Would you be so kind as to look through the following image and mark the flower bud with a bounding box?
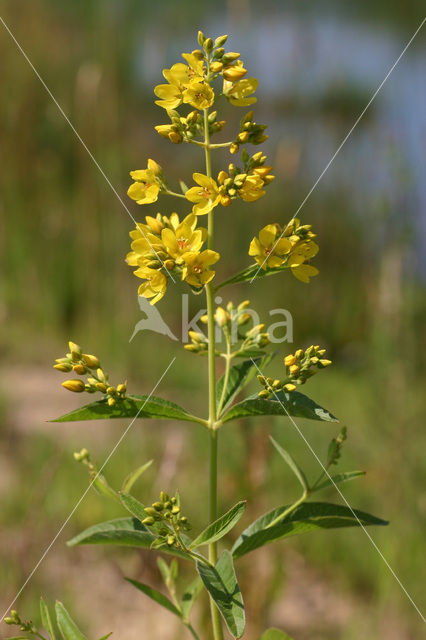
[117,383,127,394]
[160,491,169,502]
[73,364,86,375]
[167,535,175,546]
[237,131,249,143]
[197,30,206,46]
[215,306,230,327]
[144,507,158,517]
[107,397,116,407]
[142,516,155,526]
[284,383,296,392]
[62,379,85,393]
[152,502,164,511]
[97,368,106,382]
[295,349,304,359]
[168,131,182,144]
[217,170,228,184]
[230,143,239,154]
[191,49,205,60]
[189,330,206,343]
[164,259,175,270]
[95,382,108,393]
[200,314,208,324]
[223,66,247,81]
[214,34,228,47]
[289,364,300,376]
[203,37,213,53]
[171,505,180,515]
[272,379,282,389]
[68,341,82,360]
[82,354,100,368]
[284,354,296,367]
[54,363,72,372]
[258,389,270,398]
[319,359,332,367]
[210,61,223,73]
[222,52,241,63]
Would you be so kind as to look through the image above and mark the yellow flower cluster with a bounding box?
[258,345,332,398]
[249,218,319,282]
[54,342,127,406]
[126,212,219,304]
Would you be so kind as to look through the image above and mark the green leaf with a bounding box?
[122,459,153,493]
[222,391,338,424]
[91,474,120,503]
[40,597,56,640]
[5,636,28,639]
[181,577,203,621]
[97,635,112,640]
[259,629,294,640]
[126,578,182,618]
[216,264,288,290]
[190,501,246,549]
[51,395,199,424]
[312,470,366,493]
[232,502,388,558]
[55,602,87,640]
[270,437,309,492]
[196,551,245,638]
[67,517,188,559]
[216,354,274,415]
[119,492,147,522]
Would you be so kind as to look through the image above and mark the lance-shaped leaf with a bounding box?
[215,264,287,290]
[232,502,388,558]
[122,459,153,493]
[120,492,147,522]
[97,635,112,640]
[51,395,201,424]
[260,629,295,640]
[126,578,182,618]
[270,437,309,492]
[67,517,187,558]
[55,602,87,640]
[216,354,274,415]
[197,551,245,638]
[312,470,366,493]
[222,391,338,424]
[181,577,203,621]
[40,598,56,640]
[189,501,246,549]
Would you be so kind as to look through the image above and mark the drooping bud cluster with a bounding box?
[4,609,35,634]
[249,217,319,283]
[142,491,191,550]
[257,346,332,398]
[230,111,268,154]
[184,330,209,355]
[54,341,127,406]
[217,151,274,205]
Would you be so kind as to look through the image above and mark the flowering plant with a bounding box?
[4,31,387,640]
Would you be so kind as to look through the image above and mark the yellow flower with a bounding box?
[181,53,205,79]
[290,264,319,283]
[181,250,220,288]
[185,173,221,215]
[161,215,206,263]
[249,224,292,269]
[154,83,184,110]
[223,78,258,106]
[134,266,167,304]
[239,174,266,202]
[127,159,162,205]
[288,240,319,266]
[183,82,215,109]
[222,61,247,82]
[155,123,182,143]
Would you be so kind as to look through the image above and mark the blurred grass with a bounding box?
[1,1,425,639]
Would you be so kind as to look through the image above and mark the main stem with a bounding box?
[203,106,224,640]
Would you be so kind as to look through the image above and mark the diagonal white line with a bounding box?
[0,15,176,283]
[251,16,426,280]
[0,356,176,621]
[250,358,426,624]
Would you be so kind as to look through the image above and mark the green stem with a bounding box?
[217,334,233,417]
[203,104,224,640]
[186,623,202,640]
[266,489,310,529]
[164,189,186,199]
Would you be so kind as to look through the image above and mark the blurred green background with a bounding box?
[0,1,425,639]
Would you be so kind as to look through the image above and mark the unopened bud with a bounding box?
[68,341,82,360]
[203,37,213,52]
[222,52,241,63]
[200,314,208,324]
[82,354,100,368]
[217,170,228,184]
[164,259,175,270]
[167,535,175,546]
[107,397,116,407]
[117,383,127,394]
[54,363,72,372]
[95,382,108,393]
[144,507,158,517]
[168,131,182,144]
[319,359,332,367]
[197,31,206,46]
[230,143,239,155]
[142,516,155,526]
[272,379,282,389]
[289,364,300,376]
[73,364,86,375]
[258,389,270,399]
[152,502,163,511]
[210,61,223,73]
[284,383,296,392]
[284,354,296,367]
[191,49,204,60]
[215,306,230,327]
[214,34,228,47]
[171,505,180,515]
[145,216,163,235]
[160,491,169,502]
[62,379,85,393]
[107,386,117,396]
[295,349,304,359]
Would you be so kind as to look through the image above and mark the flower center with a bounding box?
[199,188,212,199]
[193,264,203,274]
[177,238,188,249]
